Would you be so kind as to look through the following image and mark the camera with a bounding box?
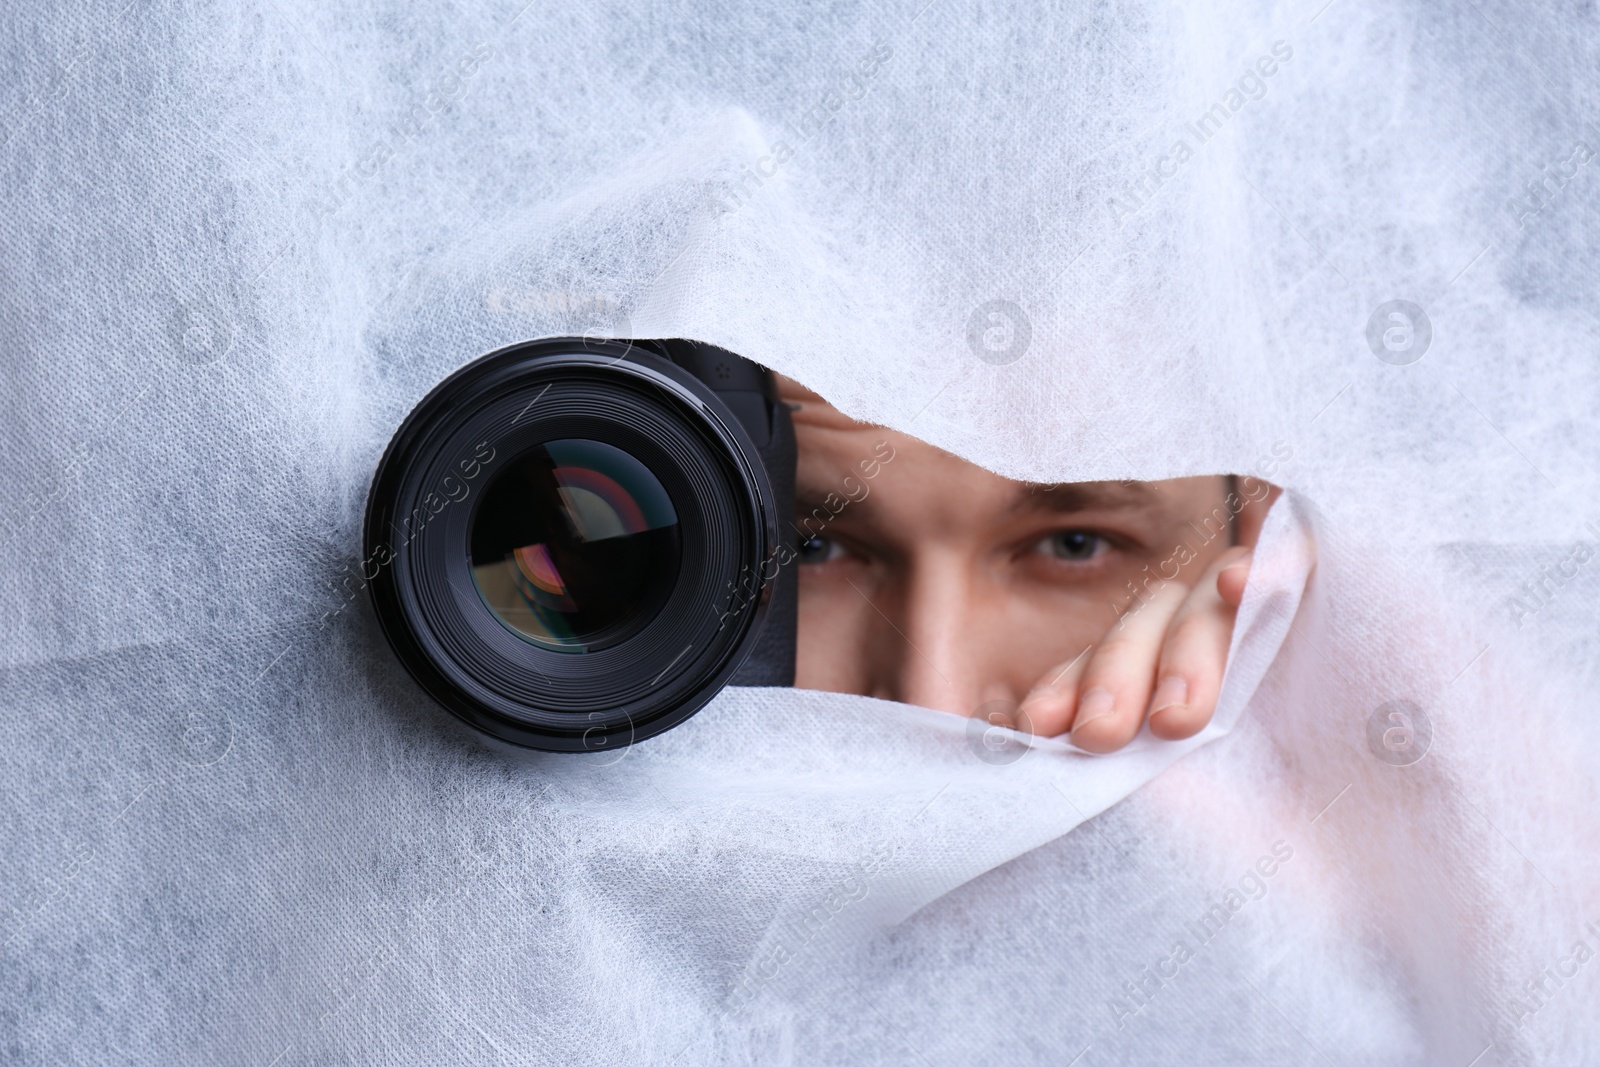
[364,336,796,752]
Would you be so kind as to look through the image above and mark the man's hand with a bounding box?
[1017,546,1254,752]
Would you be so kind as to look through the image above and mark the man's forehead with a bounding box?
[779,374,871,431]
[777,373,826,404]
[782,374,1221,517]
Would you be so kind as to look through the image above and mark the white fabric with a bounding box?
[3,0,1599,1063]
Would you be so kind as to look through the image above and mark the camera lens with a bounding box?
[468,439,681,653]
[363,337,781,752]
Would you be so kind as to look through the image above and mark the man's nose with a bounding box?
[881,553,991,717]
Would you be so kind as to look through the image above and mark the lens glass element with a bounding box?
[469,439,680,652]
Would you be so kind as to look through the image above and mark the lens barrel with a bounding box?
[364,337,785,752]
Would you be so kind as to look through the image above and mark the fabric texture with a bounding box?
[3,0,1598,1063]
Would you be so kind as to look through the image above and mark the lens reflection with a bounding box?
[469,439,680,652]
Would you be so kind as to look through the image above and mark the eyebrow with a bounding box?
[789,477,1166,532]
[1009,479,1161,516]
[791,478,1163,513]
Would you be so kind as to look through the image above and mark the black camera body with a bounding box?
[364,337,796,752]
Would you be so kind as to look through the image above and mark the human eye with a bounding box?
[1032,529,1107,562]
[796,533,849,564]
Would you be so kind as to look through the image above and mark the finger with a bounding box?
[1216,550,1252,608]
[1069,577,1190,752]
[1147,547,1251,741]
[1016,642,1094,737]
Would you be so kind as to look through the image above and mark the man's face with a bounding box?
[784,378,1271,746]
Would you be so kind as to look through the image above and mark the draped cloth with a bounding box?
[3,0,1598,1062]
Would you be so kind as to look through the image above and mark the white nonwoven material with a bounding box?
[3,0,1599,1064]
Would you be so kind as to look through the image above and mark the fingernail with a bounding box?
[1150,676,1188,716]
[1073,687,1115,730]
[1020,688,1068,728]
[1019,686,1057,711]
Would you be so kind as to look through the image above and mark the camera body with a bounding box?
[634,338,797,690]
[364,337,796,752]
